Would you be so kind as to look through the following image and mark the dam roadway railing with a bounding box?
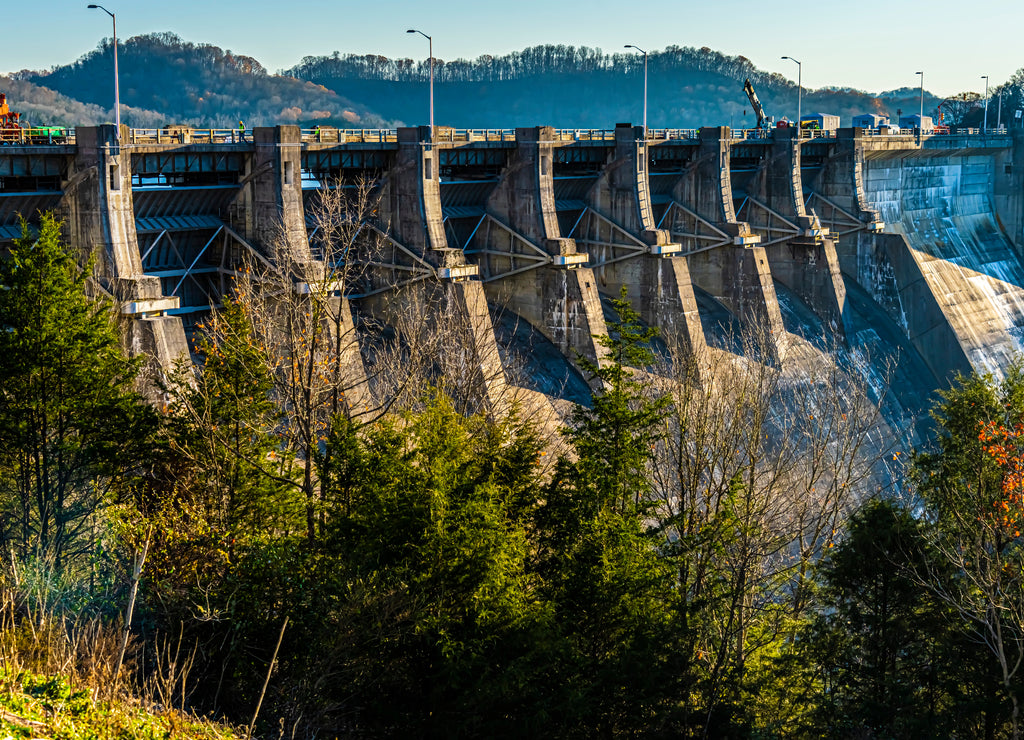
[2,126,1013,148]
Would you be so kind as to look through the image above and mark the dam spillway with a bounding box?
[1,123,1022,427]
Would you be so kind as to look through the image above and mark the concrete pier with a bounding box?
[740,127,849,339]
[375,127,510,413]
[60,125,188,392]
[579,123,707,357]
[667,126,786,359]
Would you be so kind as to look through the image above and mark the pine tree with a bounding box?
[162,296,298,541]
[532,288,684,736]
[0,213,155,568]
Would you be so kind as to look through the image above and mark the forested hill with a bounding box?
[12,32,389,129]
[10,34,1016,129]
[286,44,940,129]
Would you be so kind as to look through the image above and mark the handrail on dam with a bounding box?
[646,129,700,140]
[129,128,241,144]
[1,125,1014,150]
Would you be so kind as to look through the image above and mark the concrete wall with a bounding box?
[746,127,849,338]
[670,127,786,359]
[860,145,1024,380]
[373,127,511,413]
[9,124,1024,412]
[584,124,707,357]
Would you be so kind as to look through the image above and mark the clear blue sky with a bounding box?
[2,0,1020,98]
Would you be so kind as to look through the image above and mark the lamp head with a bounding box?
[406,29,415,33]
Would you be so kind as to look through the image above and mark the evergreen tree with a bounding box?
[0,214,155,569]
[913,365,1024,738]
[249,394,550,738]
[533,288,684,737]
[807,499,981,738]
[160,296,298,541]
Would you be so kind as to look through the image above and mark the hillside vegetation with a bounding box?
[12,34,1024,130]
[6,208,1024,736]
[12,33,388,129]
[287,44,939,128]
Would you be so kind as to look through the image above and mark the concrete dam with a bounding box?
[1,123,1022,428]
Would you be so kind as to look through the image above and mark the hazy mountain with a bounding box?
[5,34,1019,130]
[11,33,390,129]
[285,45,944,129]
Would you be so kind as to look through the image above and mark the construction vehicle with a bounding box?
[0,93,21,143]
[1,93,68,144]
[743,78,772,129]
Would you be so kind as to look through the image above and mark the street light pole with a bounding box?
[406,29,433,137]
[624,45,648,136]
[916,71,924,129]
[982,75,990,131]
[781,56,801,133]
[87,4,119,141]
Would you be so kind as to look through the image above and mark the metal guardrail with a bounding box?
[1,126,1011,149]
[553,129,616,141]
[0,127,75,145]
[301,128,397,143]
[435,129,516,142]
[130,128,243,144]
[646,129,700,140]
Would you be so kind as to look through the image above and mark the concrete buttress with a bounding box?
[242,126,371,414]
[61,124,188,392]
[582,123,707,358]
[669,126,787,359]
[475,126,608,371]
[747,127,849,339]
[375,127,510,414]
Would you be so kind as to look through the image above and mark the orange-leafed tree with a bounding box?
[915,364,1024,740]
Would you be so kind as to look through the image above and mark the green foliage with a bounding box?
[564,285,670,514]
[0,214,156,569]
[530,290,685,737]
[161,296,298,540]
[805,498,984,738]
[910,364,1024,738]
[0,668,240,740]
[301,394,549,737]
[914,366,1018,524]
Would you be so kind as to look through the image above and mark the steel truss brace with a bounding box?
[568,207,649,267]
[657,201,733,256]
[735,196,800,247]
[804,191,873,238]
[342,224,437,299]
[171,226,223,296]
[463,213,552,282]
[140,229,169,263]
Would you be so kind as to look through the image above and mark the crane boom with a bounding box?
[743,78,766,129]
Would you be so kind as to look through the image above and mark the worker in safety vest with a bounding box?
[238,120,246,142]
